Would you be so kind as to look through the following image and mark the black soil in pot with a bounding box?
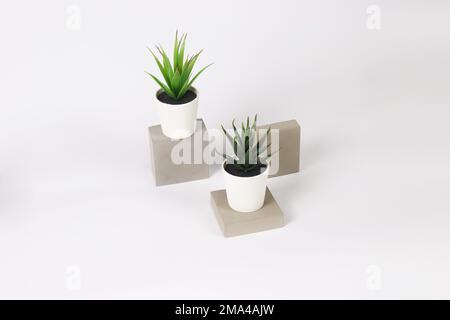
[157,90,197,105]
[224,163,268,178]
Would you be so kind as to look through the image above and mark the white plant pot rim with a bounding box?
[222,160,270,179]
[155,86,198,106]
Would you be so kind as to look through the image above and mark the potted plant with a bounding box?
[146,31,212,139]
[221,115,273,212]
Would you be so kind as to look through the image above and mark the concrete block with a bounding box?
[211,188,285,237]
[259,119,300,178]
[149,119,209,186]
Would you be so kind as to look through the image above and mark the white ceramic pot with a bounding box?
[222,161,270,213]
[155,87,198,139]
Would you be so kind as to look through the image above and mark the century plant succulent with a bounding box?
[146,31,212,100]
[221,115,272,173]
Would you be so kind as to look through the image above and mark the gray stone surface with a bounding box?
[149,119,209,186]
[211,188,285,237]
[259,119,300,178]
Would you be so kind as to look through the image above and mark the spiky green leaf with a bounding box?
[173,31,179,71]
[187,63,213,89]
[147,47,171,87]
[145,71,176,99]
[178,33,187,71]
[156,45,174,79]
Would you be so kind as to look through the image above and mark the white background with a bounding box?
[1,0,450,299]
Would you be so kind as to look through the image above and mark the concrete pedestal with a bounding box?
[211,188,285,237]
[149,119,209,186]
[259,119,301,178]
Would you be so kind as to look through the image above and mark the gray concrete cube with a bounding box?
[211,188,285,237]
[148,119,209,186]
[258,119,301,178]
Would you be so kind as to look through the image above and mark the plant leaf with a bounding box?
[178,33,187,72]
[145,71,176,99]
[176,81,191,99]
[147,47,171,87]
[252,114,257,129]
[232,119,244,148]
[187,63,213,88]
[258,127,271,147]
[259,148,280,164]
[221,125,235,150]
[257,143,271,157]
[157,45,174,79]
[171,70,182,96]
[253,127,271,156]
[173,31,179,72]
[181,51,201,84]
[222,153,237,165]
[177,52,205,98]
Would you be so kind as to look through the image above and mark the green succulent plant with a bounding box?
[146,31,212,100]
[221,115,273,173]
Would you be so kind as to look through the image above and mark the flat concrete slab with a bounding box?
[211,188,285,237]
[149,119,209,186]
[259,119,300,178]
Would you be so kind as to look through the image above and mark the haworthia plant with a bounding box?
[221,115,273,173]
[146,31,212,100]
